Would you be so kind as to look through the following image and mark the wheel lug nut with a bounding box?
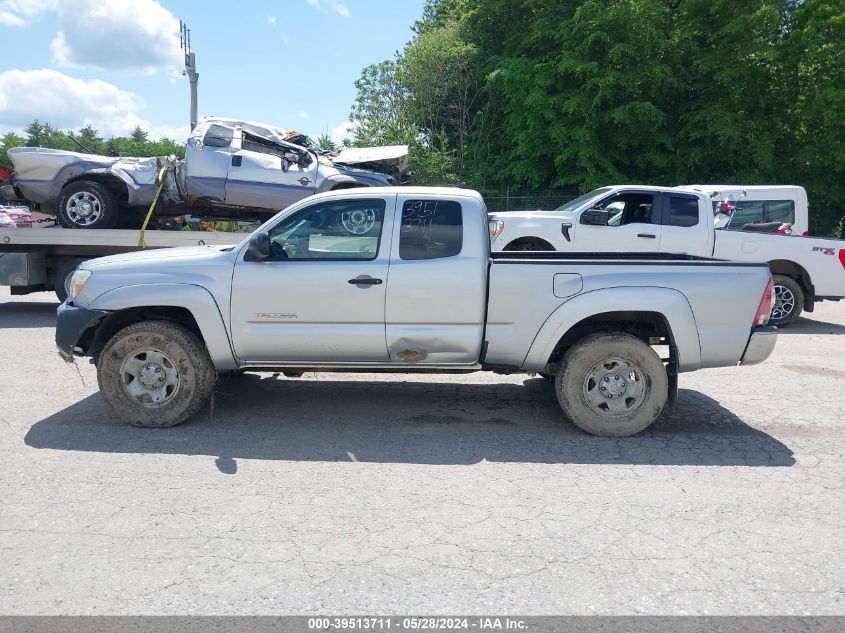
[603,376,609,382]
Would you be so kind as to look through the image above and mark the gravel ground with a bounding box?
[0,287,843,615]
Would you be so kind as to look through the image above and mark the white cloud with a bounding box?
[0,69,180,140]
[148,123,190,142]
[330,120,356,145]
[305,0,350,18]
[281,32,289,44]
[1,0,181,74]
[52,0,182,73]
[298,111,309,120]
[267,15,276,26]
[0,0,58,27]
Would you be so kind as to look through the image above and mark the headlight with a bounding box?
[68,269,92,301]
[489,219,504,240]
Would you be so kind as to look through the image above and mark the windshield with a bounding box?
[554,187,613,212]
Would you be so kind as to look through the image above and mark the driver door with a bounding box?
[230,195,396,363]
[575,191,663,252]
[225,130,319,209]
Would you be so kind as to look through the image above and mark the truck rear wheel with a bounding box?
[555,332,668,437]
[770,274,803,326]
[56,180,119,229]
[97,320,216,427]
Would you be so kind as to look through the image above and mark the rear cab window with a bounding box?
[664,195,700,227]
[399,199,463,260]
[723,200,796,230]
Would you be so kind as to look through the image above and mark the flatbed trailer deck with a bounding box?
[0,227,241,301]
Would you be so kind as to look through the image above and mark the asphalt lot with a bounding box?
[0,287,843,615]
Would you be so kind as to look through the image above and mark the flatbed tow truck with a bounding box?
[0,226,240,302]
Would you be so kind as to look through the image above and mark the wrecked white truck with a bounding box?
[2,117,410,229]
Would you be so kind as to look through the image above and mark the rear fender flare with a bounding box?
[88,283,238,369]
[522,286,702,372]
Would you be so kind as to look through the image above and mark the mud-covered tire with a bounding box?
[770,274,804,327]
[96,320,215,427]
[555,332,668,437]
[56,180,119,229]
[53,258,84,303]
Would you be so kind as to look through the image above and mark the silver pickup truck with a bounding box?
[55,187,777,437]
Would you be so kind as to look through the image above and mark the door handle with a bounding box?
[637,233,656,239]
[348,276,383,286]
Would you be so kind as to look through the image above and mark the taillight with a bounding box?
[839,249,845,269]
[754,277,775,326]
[801,231,809,237]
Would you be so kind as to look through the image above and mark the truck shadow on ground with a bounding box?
[25,374,795,469]
[778,316,845,335]
[0,300,59,328]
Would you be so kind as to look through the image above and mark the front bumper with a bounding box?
[56,302,108,359]
[740,326,778,366]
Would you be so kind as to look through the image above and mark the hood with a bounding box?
[331,164,393,186]
[83,245,236,271]
[332,145,409,172]
[489,209,578,222]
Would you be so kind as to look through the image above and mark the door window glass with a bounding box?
[267,199,385,260]
[399,199,463,260]
[203,124,233,148]
[592,193,657,226]
[665,196,699,227]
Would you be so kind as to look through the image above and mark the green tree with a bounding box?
[350,58,415,147]
[130,126,149,143]
[316,134,339,152]
[0,131,25,170]
[402,19,480,175]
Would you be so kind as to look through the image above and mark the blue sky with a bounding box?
[0,0,423,142]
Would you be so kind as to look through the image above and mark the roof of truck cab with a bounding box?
[306,186,484,201]
[686,184,806,193]
[604,185,707,194]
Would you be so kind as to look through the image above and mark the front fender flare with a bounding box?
[88,283,238,369]
[522,286,702,373]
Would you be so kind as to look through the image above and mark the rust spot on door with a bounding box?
[397,348,426,361]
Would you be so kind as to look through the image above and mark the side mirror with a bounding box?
[245,231,270,261]
[580,209,610,226]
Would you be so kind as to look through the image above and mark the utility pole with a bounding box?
[180,21,199,131]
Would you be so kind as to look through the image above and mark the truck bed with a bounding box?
[490,251,755,263]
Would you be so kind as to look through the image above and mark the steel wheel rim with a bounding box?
[772,284,795,321]
[66,191,103,226]
[119,348,180,407]
[581,356,649,419]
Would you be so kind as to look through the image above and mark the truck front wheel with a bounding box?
[770,274,804,326]
[97,320,216,427]
[555,332,668,437]
[56,180,119,229]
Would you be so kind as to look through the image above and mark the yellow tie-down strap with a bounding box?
[137,164,169,248]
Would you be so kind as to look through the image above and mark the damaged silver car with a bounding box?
[4,117,410,229]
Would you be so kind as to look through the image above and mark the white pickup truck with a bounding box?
[55,187,777,437]
[489,185,845,325]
